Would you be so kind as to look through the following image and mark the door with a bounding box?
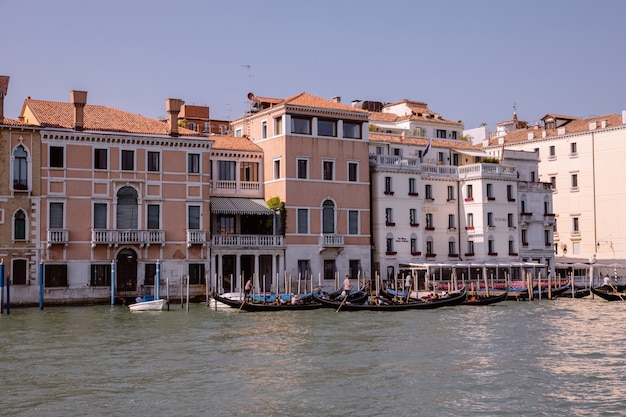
[116,249,137,291]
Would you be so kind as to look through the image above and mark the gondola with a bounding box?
[314,287,370,304]
[590,286,626,302]
[462,290,508,306]
[312,287,467,311]
[211,293,322,311]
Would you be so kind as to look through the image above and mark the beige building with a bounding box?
[232,93,371,289]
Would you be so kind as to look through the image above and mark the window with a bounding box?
[298,260,311,281]
[116,187,138,229]
[147,204,160,229]
[426,240,433,255]
[188,205,200,230]
[385,208,394,225]
[486,183,494,199]
[544,201,550,214]
[14,210,26,240]
[189,263,205,285]
[508,213,515,228]
[448,214,455,229]
[297,158,308,179]
[262,121,267,139]
[509,238,516,254]
[521,229,528,245]
[438,152,444,163]
[544,230,551,246]
[91,264,111,286]
[240,161,258,182]
[572,217,579,233]
[386,237,394,254]
[318,119,336,136]
[218,161,236,180]
[487,212,494,227]
[145,263,156,285]
[322,200,335,234]
[410,237,418,254]
[488,238,495,254]
[94,203,107,229]
[45,264,68,287]
[50,146,64,168]
[348,210,359,235]
[121,150,134,171]
[188,153,200,174]
[571,173,578,189]
[324,259,336,280]
[94,148,107,169]
[549,145,556,159]
[297,209,308,234]
[273,159,281,179]
[447,186,455,201]
[13,145,28,190]
[507,184,515,201]
[291,116,311,134]
[50,202,64,229]
[234,128,242,137]
[448,241,456,256]
[466,184,473,200]
[425,184,433,200]
[12,259,27,285]
[323,160,334,181]
[216,215,234,234]
[570,142,577,155]
[343,121,361,139]
[409,178,417,195]
[467,213,474,228]
[425,213,434,229]
[188,122,196,131]
[147,151,160,172]
[274,116,282,135]
[409,209,417,225]
[550,176,557,190]
[384,177,393,194]
[348,162,358,182]
[466,240,475,255]
[436,129,446,138]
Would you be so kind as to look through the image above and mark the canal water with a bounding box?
[1,298,624,417]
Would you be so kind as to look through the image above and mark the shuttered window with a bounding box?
[188,205,200,230]
[94,203,107,229]
[147,205,160,229]
[116,187,138,229]
[50,203,64,229]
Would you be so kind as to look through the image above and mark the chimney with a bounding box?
[0,75,9,122]
[70,90,87,131]
[165,98,184,137]
[332,96,341,103]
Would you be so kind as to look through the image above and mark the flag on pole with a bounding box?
[423,137,432,158]
[400,130,405,142]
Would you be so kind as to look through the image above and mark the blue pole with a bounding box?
[111,260,116,305]
[6,275,10,315]
[39,261,44,310]
[156,260,160,300]
[0,262,4,314]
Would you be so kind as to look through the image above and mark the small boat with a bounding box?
[212,293,322,312]
[314,287,369,304]
[208,292,244,309]
[312,287,467,311]
[462,291,508,306]
[129,296,168,311]
[590,286,626,301]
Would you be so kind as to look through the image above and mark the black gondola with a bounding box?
[312,287,467,311]
[462,290,508,306]
[590,286,626,302]
[212,293,322,311]
[315,287,370,304]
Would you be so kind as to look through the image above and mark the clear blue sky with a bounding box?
[3,0,625,130]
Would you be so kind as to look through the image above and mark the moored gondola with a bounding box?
[590,286,626,301]
[212,293,322,311]
[462,290,508,306]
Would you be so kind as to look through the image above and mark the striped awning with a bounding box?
[210,197,274,215]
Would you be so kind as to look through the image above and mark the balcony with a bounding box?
[47,229,69,248]
[91,229,165,248]
[520,213,533,223]
[319,234,344,248]
[210,180,262,197]
[212,234,283,247]
[187,230,207,247]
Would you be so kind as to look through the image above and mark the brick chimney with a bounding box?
[70,90,87,131]
[166,98,184,137]
[0,75,9,122]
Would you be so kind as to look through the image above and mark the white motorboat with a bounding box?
[208,292,244,309]
[129,298,168,312]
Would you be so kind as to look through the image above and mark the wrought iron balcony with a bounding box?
[91,229,165,248]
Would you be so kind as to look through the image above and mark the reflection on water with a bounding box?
[1,299,625,417]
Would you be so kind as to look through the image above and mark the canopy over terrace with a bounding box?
[398,261,546,291]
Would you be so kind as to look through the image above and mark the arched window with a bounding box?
[14,209,26,240]
[117,186,138,229]
[322,199,335,234]
[13,145,28,190]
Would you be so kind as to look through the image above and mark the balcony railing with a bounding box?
[187,230,207,247]
[91,229,165,247]
[319,234,344,248]
[47,229,69,247]
[212,234,283,247]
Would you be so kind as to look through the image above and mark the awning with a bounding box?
[210,197,275,215]
[455,149,488,157]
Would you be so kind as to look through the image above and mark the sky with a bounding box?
[3,0,626,130]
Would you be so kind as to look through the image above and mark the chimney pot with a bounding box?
[166,98,185,137]
[0,75,9,121]
[70,90,88,131]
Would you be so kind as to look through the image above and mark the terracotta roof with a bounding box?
[488,113,624,146]
[22,99,201,136]
[1,117,27,126]
[211,135,263,152]
[275,92,369,114]
[369,132,482,151]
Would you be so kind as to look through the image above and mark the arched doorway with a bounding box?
[116,248,137,292]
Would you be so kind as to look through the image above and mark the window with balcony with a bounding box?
[384,176,393,195]
[147,151,160,172]
[13,145,28,190]
[448,240,457,257]
[297,158,309,179]
[94,203,107,229]
[343,121,361,139]
[50,202,64,230]
[121,150,134,171]
[216,215,234,234]
[147,204,160,230]
[291,116,311,134]
[297,209,309,234]
[50,146,64,168]
[436,129,446,138]
[188,205,200,230]
[322,200,335,234]
[550,176,557,191]
[410,236,420,255]
[348,162,358,182]
[425,184,433,200]
[188,153,200,174]
[544,230,551,246]
[117,187,138,229]
[94,148,107,170]
[318,119,336,137]
[385,208,394,226]
[426,240,434,257]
